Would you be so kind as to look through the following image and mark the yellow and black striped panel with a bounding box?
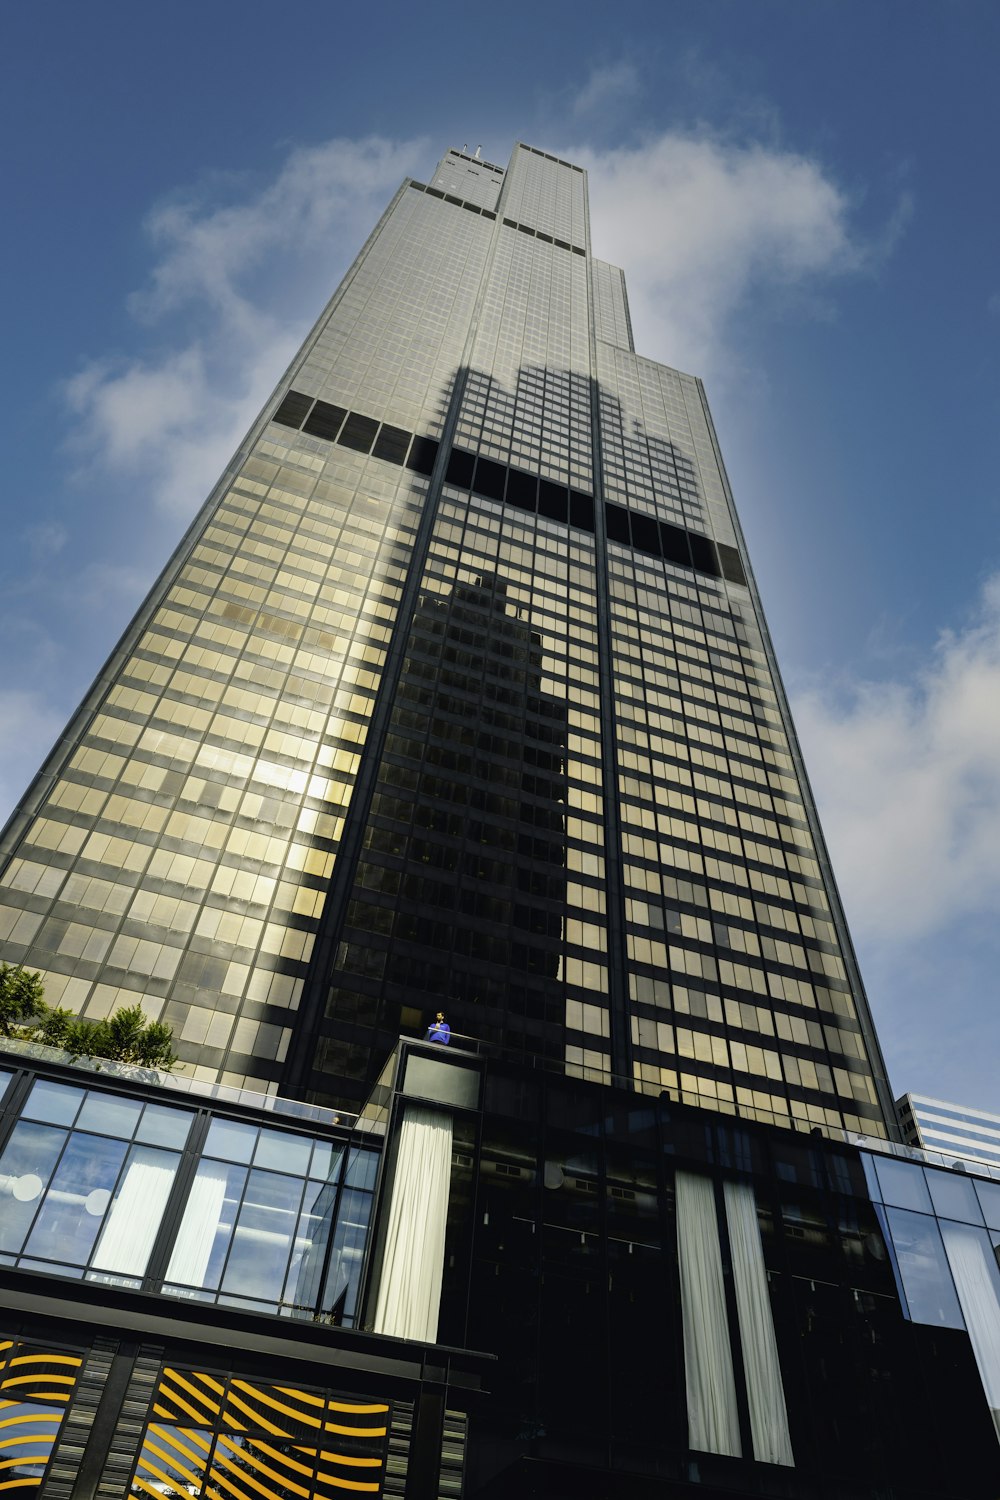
[153,1367,226,1428]
[134,1368,389,1499]
[0,1337,83,1495]
[132,1425,213,1499]
[223,1381,388,1447]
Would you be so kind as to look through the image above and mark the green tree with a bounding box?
[64,1004,178,1071]
[34,1005,75,1049]
[0,967,177,1072]
[0,963,45,1037]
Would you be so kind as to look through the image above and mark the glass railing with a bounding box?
[0,1035,354,1130]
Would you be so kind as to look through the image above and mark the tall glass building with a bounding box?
[0,142,892,1137]
[4,141,1000,1500]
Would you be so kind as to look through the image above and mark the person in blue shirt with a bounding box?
[425,1012,451,1045]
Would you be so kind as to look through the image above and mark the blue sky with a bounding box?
[2,0,999,1112]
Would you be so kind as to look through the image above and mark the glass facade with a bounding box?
[0,1067,377,1325]
[375,1042,1000,1494]
[0,1336,82,1497]
[1,1048,1000,1497]
[130,1366,389,1500]
[0,140,892,1133]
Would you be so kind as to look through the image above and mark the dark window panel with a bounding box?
[718,542,747,587]
[407,436,440,476]
[688,532,720,577]
[569,490,595,532]
[473,457,506,502]
[506,470,537,512]
[659,521,691,569]
[303,401,348,442]
[338,412,380,453]
[629,512,660,557]
[605,504,630,545]
[272,390,313,429]
[537,480,568,523]
[446,448,476,489]
[372,424,413,465]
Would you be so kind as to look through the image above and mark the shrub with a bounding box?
[0,963,45,1037]
[0,966,177,1071]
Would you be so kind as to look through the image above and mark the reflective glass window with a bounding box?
[254,1126,312,1176]
[874,1156,933,1214]
[322,1185,374,1323]
[883,1206,965,1328]
[0,1082,188,1282]
[76,1091,143,1138]
[0,1338,83,1495]
[925,1166,984,1225]
[974,1177,1000,1231]
[163,1127,364,1322]
[22,1080,83,1127]
[203,1117,257,1162]
[132,1365,389,1500]
[136,1102,194,1149]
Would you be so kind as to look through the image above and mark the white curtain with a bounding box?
[724,1180,794,1466]
[91,1146,178,1277]
[164,1162,229,1288]
[940,1219,1000,1442]
[373,1106,453,1343]
[675,1170,741,1458]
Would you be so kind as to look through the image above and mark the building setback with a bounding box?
[1,143,1000,1500]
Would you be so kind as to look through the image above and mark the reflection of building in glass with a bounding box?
[334,565,572,1072]
[1,140,998,1497]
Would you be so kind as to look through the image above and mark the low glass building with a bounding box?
[2,1038,1000,1498]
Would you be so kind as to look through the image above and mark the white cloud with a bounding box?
[63,124,893,513]
[76,561,159,613]
[66,328,300,519]
[792,573,1000,946]
[132,135,425,322]
[23,522,68,561]
[573,62,639,118]
[576,132,881,377]
[66,135,426,519]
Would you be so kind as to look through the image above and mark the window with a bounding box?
[131,1366,389,1500]
[163,1125,376,1324]
[0,1080,192,1285]
[0,1336,83,1496]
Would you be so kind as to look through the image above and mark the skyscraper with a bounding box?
[0,142,893,1139]
[4,140,1000,1500]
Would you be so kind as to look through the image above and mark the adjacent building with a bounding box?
[898,1090,1000,1169]
[1,141,999,1499]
